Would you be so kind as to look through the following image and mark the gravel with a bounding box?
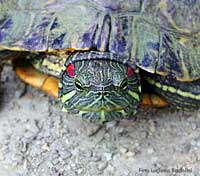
[0,66,200,176]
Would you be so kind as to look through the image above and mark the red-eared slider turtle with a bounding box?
[0,0,199,122]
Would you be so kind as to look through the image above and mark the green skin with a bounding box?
[59,59,141,122]
[27,51,200,122]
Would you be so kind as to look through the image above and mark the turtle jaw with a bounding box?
[64,104,140,123]
[78,102,129,122]
[77,106,139,123]
[60,88,141,122]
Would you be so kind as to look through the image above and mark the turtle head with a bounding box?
[59,54,141,122]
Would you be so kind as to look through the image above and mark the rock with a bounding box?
[190,139,196,146]
[104,152,113,161]
[85,124,102,137]
[105,121,117,129]
[58,149,72,159]
[15,82,27,98]
[76,168,83,175]
[90,155,101,162]
[148,120,156,133]
[125,151,136,158]
[41,143,50,151]
[147,148,154,154]
[106,164,115,173]
[119,146,128,154]
[52,158,59,165]
[196,141,200,147]
[182,143,191,153]
[98,162,108,171]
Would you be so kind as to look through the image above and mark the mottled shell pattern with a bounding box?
[0,0,199,80]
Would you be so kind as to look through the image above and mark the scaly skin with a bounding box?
[14,51,169,122]
[12,50,200,121]
[144,73,200,110]
[15,65,168,107]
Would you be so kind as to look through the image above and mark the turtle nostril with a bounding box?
[104,92,109,96]
[97,92,109,96]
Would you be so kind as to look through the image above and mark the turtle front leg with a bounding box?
[15,66,59,98]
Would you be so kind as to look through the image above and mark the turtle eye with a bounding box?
[75,79,84,91]
[66,63,75,77]
[120,78,128,90]
[127,66,134,77]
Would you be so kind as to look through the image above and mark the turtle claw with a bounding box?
[141,93,168,108]
[15,66,58,98]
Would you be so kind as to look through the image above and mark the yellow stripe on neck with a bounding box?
[145,77,200,100]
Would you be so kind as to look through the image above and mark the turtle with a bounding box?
[0,0,199,122]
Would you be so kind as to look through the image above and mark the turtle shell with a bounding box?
[0,0,199,81]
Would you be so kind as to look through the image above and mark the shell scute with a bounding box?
[0,0,199,80]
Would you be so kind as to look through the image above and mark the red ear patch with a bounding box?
[66,63,75,77]
[127,67,134,77]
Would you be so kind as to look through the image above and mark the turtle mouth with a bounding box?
[75,94,129,113]
[79,106,126,113]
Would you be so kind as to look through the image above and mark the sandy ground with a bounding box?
[0,66,200,176]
